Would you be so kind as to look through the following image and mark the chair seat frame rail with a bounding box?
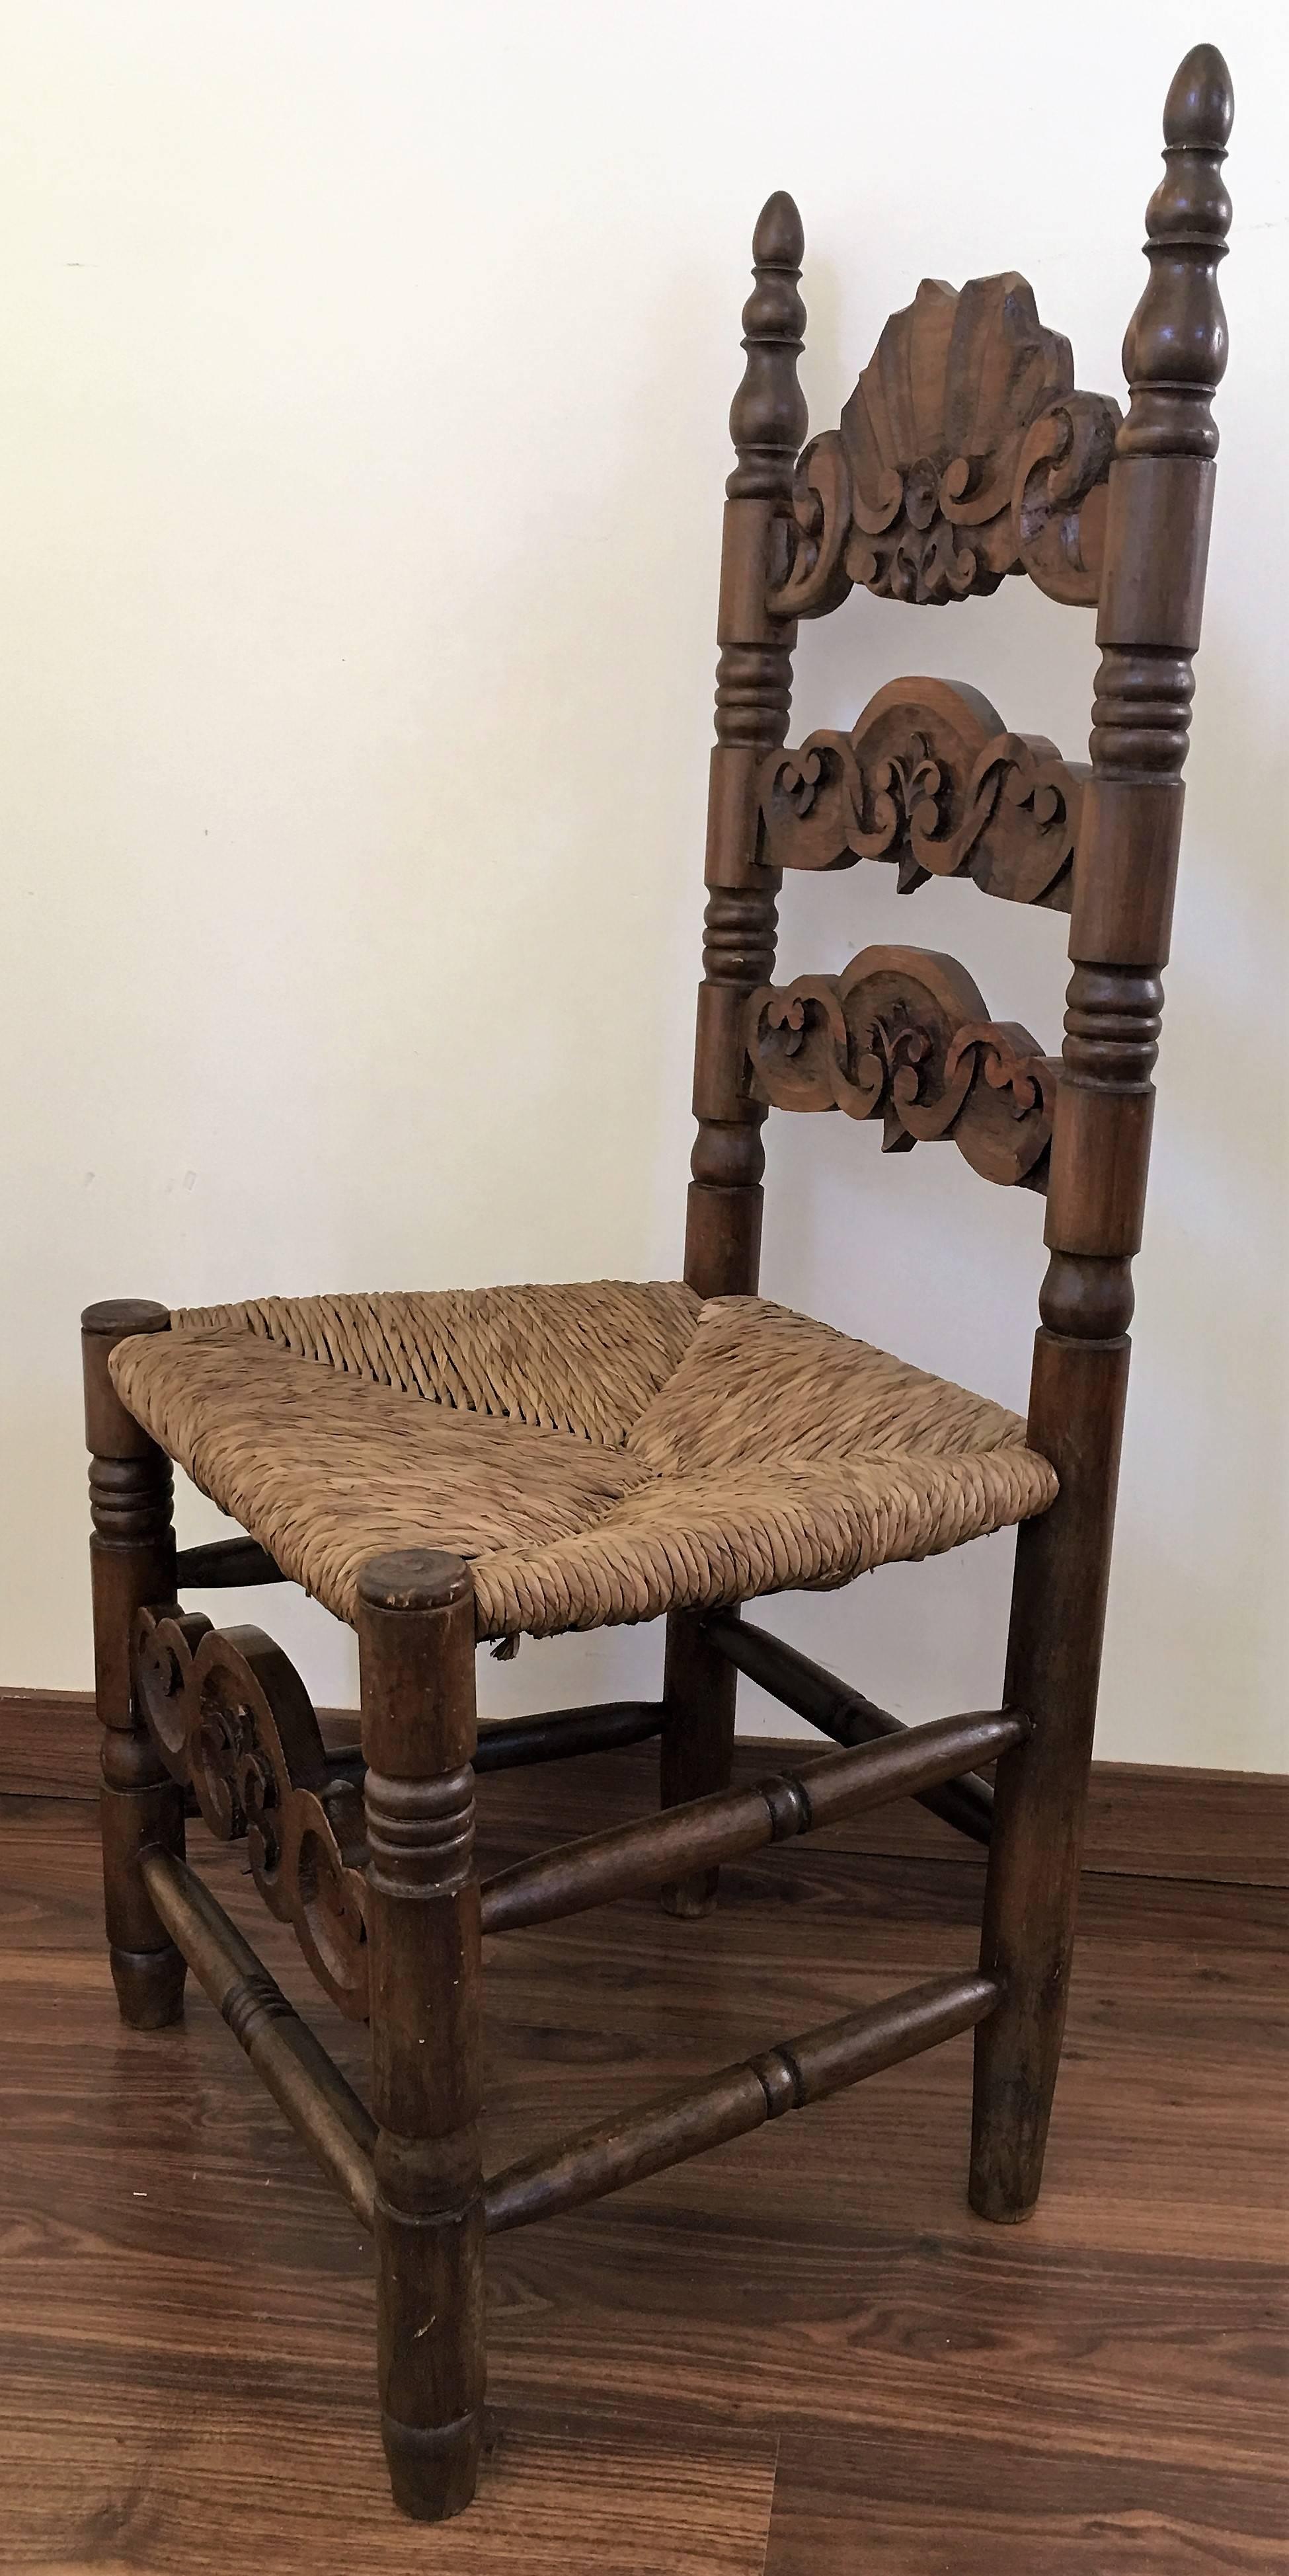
[81,40,1232,2524]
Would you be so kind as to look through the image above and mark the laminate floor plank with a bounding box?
[1,1776,1284,2575]
[0,2357,778,2576]
[761,2425,1286,2575]
[7,1699,1286,1884]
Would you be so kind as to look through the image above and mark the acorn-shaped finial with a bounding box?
[1162,42,1233,153]
[728,192,808,500]
[750,190,805,276]
[1120,43,1234,458]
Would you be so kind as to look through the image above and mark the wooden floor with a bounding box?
[2,1726,1286,2573]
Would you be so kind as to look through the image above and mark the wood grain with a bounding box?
[1,1740,1284,2570]
[761,2424,1286,2575]
[5,1696,1284,1885]
[0,2363,777,2576]
[745,942,1058,1188]
[972,42,1235,2226]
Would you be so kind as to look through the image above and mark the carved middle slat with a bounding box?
[759,676,1085,911]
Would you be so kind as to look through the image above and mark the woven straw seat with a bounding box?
[110,1283,1057,1644]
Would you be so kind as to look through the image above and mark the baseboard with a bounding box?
[2,1686,1284,1889]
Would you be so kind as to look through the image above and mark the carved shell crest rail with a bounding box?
[766,273,1122,613]
[758,677,1085,911]
[745,944,1058,1189]
[132,1605,371,2018]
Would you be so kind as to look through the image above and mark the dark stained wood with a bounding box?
[1,1770,1283,2571]
[759,674,1084,909]
[744,940,1057,1187]
[475,1699,663,1770]
[56,46,1249,2544]
[660,1609,740,1917]
[141,1843,377,2227]
[665,189,801,1891]
[175,1533,286,1586]
[483,1973,1000,2236]
[357,1548,485,2520]
[132,1605,371,2017]
[5,1695,1284,1885]
[684,187,804,1305]
[481,1712,1025,1936]
[324,1698,664,1805]
[761,2425,1288,2576]
[705,1612,996,1844]
[972,44,1235,2226]
[767,270,1120,615]
[81,1299,188,2031]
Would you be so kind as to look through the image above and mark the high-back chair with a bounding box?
[81,44,1232,2520]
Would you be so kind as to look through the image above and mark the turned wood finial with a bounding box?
[1120,42,1233,458]
[727,191,808,500]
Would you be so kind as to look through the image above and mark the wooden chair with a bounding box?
[81,44,1232,2520]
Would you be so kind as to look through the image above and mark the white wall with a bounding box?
[3,1,1285,1769]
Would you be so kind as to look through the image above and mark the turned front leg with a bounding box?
[358,1550,485,2522]
[82,1299,186,2030]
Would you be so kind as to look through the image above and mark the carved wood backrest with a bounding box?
[768,272,1118,619]
[684,42,1232,1334]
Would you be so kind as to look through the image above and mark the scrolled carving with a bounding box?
[133,1607,370,2019]
[771,430,855,619]
[746,944,1057,1188]
[767,274,1120,616]
[759,677,1084,911]
[1012,391,1121,605]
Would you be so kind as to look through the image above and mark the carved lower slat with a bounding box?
[746,942,1057,1188]
[132,1605,370,2018]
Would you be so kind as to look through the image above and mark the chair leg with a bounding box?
[969,1343,1124,2220]
[82,1301,187,2031]
[658,1609,737,1918]
[358,1548,485,2522]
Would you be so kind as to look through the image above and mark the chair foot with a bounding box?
[970,2184,1038,2225]
[970,1713,1089,2224]
[968,2079,1046,2222]
[970,1938,1066,2224]
[110,1942,187,2029]
[382,2409,483,2522]
[968,1944,1060,2223]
